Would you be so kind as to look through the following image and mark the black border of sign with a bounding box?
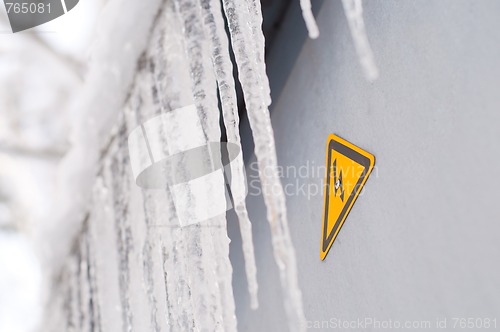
[322,137,374,254]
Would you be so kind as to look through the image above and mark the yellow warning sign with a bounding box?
[320,134,375,260]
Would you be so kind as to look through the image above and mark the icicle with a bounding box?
[143,183,196,332]
[173,0,237,330]
[200,0,259,309]
[208,219,238,331]
[84,229,103,332]
[66,255,80,331]
[88,174,124,332]
[141,197,163,332]
[222,0,306,331]
[245,0,272,106]
[300,0,320,39]
[150,188,195,332]
[77,234,91,331]
[109,148,134,332]
[341,0,379,81]
[148,13,195,331]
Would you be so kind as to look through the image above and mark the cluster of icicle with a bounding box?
[171,0,306,330]
[44,0,380,331]
[46,0,308,330]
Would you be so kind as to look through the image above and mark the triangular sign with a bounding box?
[320,134,375,260]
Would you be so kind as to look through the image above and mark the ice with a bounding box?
[35,0,164,277]
[173,0,236,330]
[245,0,272,106]
[222,0,306,330]
[200,0,259,309]
[300,0,320,39]
[40,0,307,331]
[341,0,379,81]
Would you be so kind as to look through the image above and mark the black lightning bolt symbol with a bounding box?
[333,159,344,202]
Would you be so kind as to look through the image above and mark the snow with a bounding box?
[35,0,164,276]
[0,232,42,332]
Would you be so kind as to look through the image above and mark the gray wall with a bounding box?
[230,1,500,331]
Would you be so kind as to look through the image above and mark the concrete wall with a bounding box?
[230,1,500,330]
